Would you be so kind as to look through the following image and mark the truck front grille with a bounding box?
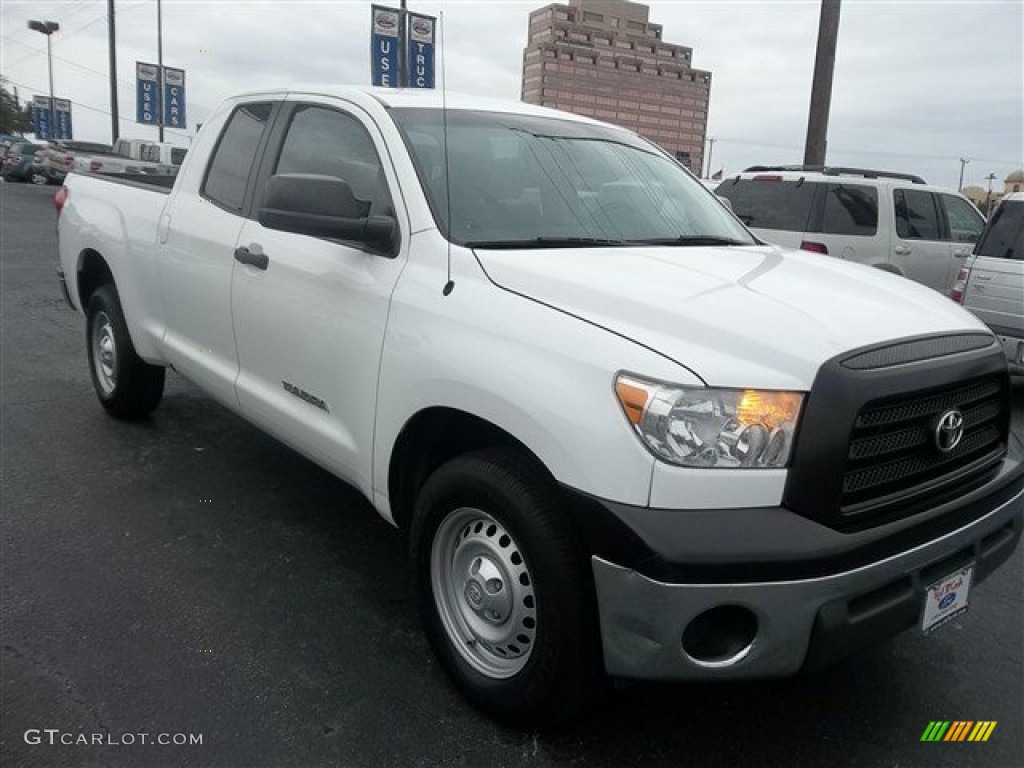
[840,375,1008,520]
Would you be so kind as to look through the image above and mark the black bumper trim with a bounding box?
[801,514,1021,672]
[560,434,1024,584]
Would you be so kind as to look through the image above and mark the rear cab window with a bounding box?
[202,102,274,212]
[975,201,1024,260]
[715,178,815,231]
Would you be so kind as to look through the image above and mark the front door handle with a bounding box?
[234,246,268,270]
[893,245,911,256]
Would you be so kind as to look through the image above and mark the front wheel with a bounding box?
[85,284,165,419]
[411,448,605,724]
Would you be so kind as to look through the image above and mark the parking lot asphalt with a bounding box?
[1,180,1022,768]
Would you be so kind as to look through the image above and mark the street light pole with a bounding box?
[27,20,60,139]
[958,158,969,192]
[157,0,164,141]
[704,136,716,179]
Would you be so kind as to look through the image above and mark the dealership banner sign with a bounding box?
[32,95,52,139]
[370,5,436,89]
[406,13,436,89]
[136,62,160,125]
[54,98,73,139]
[371,5,401,87]
[163,67,187,129]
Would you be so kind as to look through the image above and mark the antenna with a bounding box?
[440,10,454,296]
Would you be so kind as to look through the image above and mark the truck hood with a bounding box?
[473,244,990,390]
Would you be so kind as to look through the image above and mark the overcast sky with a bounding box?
[2,0,1021,189]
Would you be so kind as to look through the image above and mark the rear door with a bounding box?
[229,97,408,495]
[891,188,952,290]
[713,176,816,249]
[808,181,885,263]
[157,100,279,407]
[964,200,1024,357]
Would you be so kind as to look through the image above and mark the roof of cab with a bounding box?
[228,85,609,126]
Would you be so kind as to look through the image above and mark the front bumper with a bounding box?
[591,482,1022,680]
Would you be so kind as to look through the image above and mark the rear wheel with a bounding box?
[411,448,605,724]
[85,284,165,419]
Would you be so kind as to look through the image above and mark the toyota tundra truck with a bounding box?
[56,87,1023,723]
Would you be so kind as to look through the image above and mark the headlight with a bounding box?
[615,374,804,468]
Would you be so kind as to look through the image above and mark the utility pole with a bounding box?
[107,0,118,142]
[958,158,969,192]
[803,0,841,167]
[984,172,997,215]
[704,136,716,178]
[157,0,164,141]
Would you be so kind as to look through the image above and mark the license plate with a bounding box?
[922,565,973,633]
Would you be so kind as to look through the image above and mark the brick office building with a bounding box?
[521,0,711,175]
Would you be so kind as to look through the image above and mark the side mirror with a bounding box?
[258,173,396,253]
[717,195,733,211]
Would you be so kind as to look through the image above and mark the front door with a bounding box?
[230,99,407,495]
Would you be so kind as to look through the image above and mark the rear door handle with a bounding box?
[234,246,268,270]
[893,245,911,255]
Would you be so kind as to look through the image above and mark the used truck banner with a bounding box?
[406,13,436,89]
[370,5,401,87]
[370,5,436,89]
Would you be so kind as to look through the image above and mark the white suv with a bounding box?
[715,167,986,293]
[954,192,1024,373]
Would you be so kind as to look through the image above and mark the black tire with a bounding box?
[85,284,165,419]
[410,448,606,724]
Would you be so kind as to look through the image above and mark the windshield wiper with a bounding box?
[628,236,750,247]
[465,237,625,249]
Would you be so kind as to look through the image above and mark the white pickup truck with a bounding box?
[57,87,1023,723]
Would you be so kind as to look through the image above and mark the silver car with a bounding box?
[954,192,1024,373]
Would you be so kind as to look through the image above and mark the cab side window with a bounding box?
[894,189,940,241]
[202,102,273,212]
[273,105,394,218]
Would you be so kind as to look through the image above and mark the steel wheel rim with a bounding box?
[91,311,117,395]
[430,507,537,679]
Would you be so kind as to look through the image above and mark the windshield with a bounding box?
[391,108,754,248]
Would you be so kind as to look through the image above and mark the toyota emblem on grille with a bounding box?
[934,409,965,453]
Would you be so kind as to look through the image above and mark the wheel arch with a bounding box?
[387,407,550,531]
[77,248,116,307]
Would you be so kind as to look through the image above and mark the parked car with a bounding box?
[1,141,46,183]
[953,192,1024,373]
[715,166,986,293]
[56,88,1022,723]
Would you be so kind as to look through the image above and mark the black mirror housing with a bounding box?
[258,173,397,254]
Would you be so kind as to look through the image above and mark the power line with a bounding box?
[4,75,192,139]
[2,35,212,113]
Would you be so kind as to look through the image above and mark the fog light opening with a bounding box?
[682,605,758,667]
